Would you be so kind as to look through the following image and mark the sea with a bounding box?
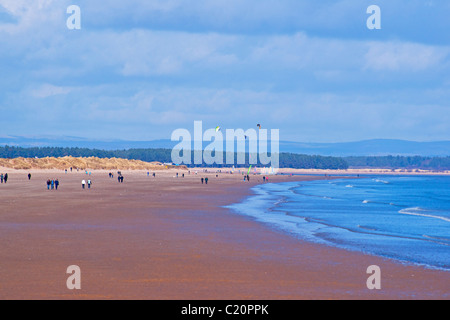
[227,175,450,271]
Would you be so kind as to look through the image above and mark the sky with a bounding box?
[0,0,449,143]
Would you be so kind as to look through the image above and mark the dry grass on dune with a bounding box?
[0,156,185,171]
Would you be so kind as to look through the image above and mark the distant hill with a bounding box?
[279,139,450,157]
[0,136,449,157]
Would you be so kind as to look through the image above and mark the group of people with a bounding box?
[200,177,209,184]
[46,179,60,190]
[0,173,8,183]
[81,179,92,189]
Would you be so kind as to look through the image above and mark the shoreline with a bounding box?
[1,166,449,176]
[0,169,448,299]
[237,181,450,273]
[227,179,450,273]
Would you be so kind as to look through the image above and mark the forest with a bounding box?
[0,146,449,170]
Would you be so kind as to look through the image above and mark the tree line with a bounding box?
[344,155,450,170]
[0,146,449,170]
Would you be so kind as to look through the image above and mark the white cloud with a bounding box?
[1,1,450,142]
[364,41,450,72]
[30,84,73,98]
[0,0,68,34]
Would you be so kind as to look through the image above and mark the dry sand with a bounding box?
[0,168,448,300]
[0,156,182,171]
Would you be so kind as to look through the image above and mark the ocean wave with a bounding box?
[357,225,378,231]
[361,199,403,207]
[423,234,450,243]
[399,207,450,223]
[373,178,390,184]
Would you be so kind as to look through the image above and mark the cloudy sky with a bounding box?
[0,0,449,142]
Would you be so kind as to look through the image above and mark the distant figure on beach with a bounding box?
[182,173,184,178]
[153,172,155,177]
[201,177,204,184]
[70,167,72,172]
[205,177,208,185]
[55,179,59,190]
[263,176,266,182]
[0,173,3,183]
[47,179,51,190]
[82,180,86,189]
[28,173,31,180]
[4,173,7,183]
[51,179,54,190]
[147,172,149,177]
[87,179,92,189]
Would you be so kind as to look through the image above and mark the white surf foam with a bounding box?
[399,207,450,223]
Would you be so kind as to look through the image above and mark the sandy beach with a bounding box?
[0,168,448,300]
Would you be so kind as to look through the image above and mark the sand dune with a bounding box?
[0,156,186,171]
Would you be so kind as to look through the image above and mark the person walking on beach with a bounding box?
[205,177,208,185]
[28,173,31,180]
[1,174,3,183]
[51,179,54,190]
[263,176,266,182]
[4,173,7,183]
[47,179,51,190]
[87,179,92,189]
[82,180,86,189]
[55,179,59,190]
[201,177,204,184]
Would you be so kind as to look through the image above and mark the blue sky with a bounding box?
[0,0,449,142]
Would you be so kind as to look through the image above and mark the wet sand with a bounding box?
[0,169,448,299]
